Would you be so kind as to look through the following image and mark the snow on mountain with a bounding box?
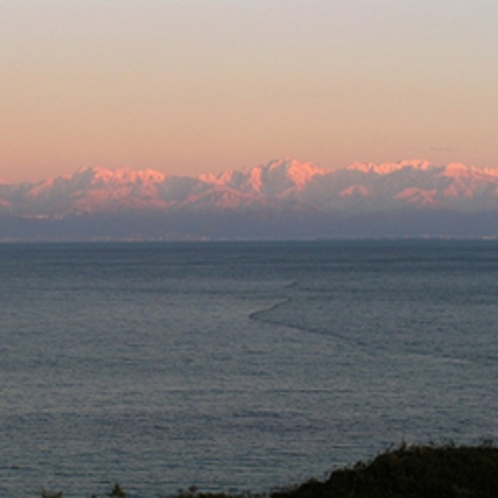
[243,159,325,197]
[347,159,433,175]
[198,159,325,200]
[2,159,498,220]
[395,188,440,207]
[339,185,370,197]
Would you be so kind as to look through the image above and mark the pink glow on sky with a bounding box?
[1,1,498,183]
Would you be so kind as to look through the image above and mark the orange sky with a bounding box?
[1,1,497,183]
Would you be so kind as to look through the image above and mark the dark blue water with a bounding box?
[1,241,497,497]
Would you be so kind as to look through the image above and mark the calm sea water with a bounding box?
[0,241,497,497]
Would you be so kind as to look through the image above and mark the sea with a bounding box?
[0,240,497,497]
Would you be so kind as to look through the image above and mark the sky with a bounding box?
[1,0,497,183]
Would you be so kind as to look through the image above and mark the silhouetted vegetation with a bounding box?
[39,442,498,498]
[108,483,127,497]
[271,442,498,498]
[41,491,63,498]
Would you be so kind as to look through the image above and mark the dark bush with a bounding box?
[271,442,498,498]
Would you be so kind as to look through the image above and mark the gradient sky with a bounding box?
[1,0,497,183]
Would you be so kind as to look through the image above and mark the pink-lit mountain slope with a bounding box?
[2,159,498,219]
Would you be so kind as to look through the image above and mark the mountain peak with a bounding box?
[79,166,166,185]
[265,158,326,187]
[198,159,326,195]
[441,162,498,178]
[245,159,325,195]
[347,159,433,174]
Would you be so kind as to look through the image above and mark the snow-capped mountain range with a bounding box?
[2,159,498,239]
[3,158,498,216]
